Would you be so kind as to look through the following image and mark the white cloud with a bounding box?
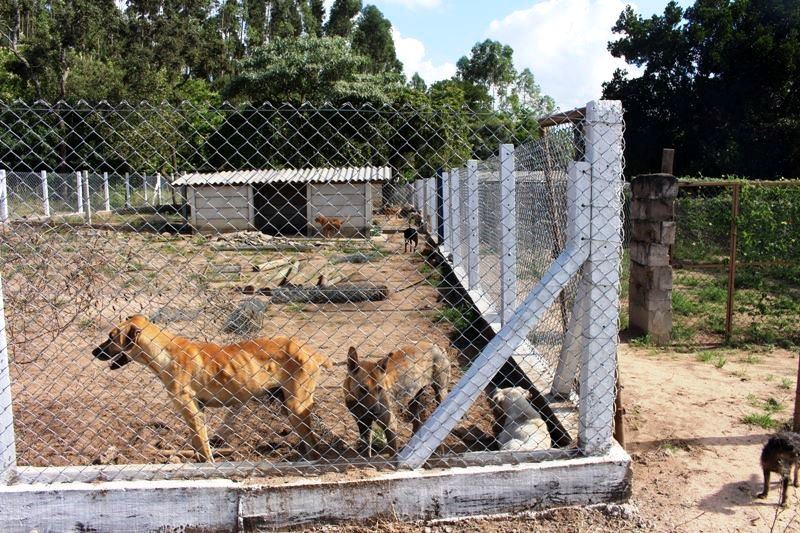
[392,28,457,84]
[487,0,634,109]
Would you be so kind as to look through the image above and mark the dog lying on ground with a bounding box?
[490,387,551,451]
[344,343,450,456]
[403,227,418,253]
[314,214,344,238]
[93,314,332,462]
[757,431,800,506]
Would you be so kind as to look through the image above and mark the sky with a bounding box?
[346,0,694,109]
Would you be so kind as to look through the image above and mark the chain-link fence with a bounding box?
[0,100,624,489]
[671,180,800,346]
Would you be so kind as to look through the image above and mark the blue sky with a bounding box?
[347,0,694,109]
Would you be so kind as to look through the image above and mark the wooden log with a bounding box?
[270,284,388,304]
[253,258,293,272]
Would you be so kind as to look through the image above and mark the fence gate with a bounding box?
[0,100,628,530]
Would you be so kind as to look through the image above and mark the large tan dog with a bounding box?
[93,314,332,462]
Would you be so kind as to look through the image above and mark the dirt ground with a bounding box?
[312,343,800,532]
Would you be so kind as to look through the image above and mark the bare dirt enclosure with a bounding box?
[3,221,497,472]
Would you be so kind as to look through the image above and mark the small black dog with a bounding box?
[403,227,418,253]
[758,431,800,506]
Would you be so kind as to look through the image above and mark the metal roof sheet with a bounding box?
[173,166,392,186]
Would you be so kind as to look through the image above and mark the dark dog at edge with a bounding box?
[344,343,450,456]
[93,314,332,462]
[403,226,418,253]
[757,431,800,506]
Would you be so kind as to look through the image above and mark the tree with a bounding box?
[351,5,402,74]
[408,72,426,92]
[604,0,800,178]
[324,0,360,37]
[224,35,397,104]
[456,39,516,109]
[510,68,554,118]
[269,0,302,39]
[308,0,325,37]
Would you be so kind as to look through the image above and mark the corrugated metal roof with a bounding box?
[173,166,392,186]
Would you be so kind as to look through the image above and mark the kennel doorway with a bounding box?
[254,182,308,236]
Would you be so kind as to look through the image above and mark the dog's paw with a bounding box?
[756,492,768,499]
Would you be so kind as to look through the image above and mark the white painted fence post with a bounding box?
[500,144,517,325]
[0,170,8,223]
[75,171,83,214]
[466,160,480,290]
[449,169,462,271]
[143,174,149,205]
[551,161,592,399]
[0,276,17,484]
[155,173,162,205]
[103,172,110,212]
[82,171,91,224]
[579,100,624,455]
[441,171,450,255]
[40,171,50,217]
[427,177,436,236]
[124,172,131,208]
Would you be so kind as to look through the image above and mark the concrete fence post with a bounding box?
[76,171,83,214]
[628,173,678,345]
[41,171,50,217]
[499,144,517,325]
[82,171,92,224]
[124,172,131,208]
[0,170,7,223]
[103,172,110,212]
[155,173,162,205]
[466,160,480,289]
[0,275,16,484]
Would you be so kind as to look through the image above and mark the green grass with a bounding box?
[780,378,793,390]
[432,305,476,332]
[741,413,780,429]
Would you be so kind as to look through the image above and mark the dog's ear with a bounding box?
[377,356,390,373]
[124,324,142,348]
[347,347,360,372]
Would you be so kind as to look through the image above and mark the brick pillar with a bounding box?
[629,173,677,345]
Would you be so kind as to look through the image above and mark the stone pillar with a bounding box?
[629,173,677,345]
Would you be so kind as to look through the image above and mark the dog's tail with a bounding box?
[287,338,333,369]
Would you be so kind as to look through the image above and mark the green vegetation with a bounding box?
[433,305,477,333]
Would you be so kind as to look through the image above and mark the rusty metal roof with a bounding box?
[173,166,392,186]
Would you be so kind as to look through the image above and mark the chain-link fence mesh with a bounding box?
[0,100,624,484]
[671,181,800,346]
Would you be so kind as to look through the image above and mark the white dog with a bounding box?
[491,387,550,451]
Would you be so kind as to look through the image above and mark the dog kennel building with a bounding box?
[174,166,390,236]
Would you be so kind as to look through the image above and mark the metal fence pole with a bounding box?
[500,144,517,325]
[41,171,50,217]
[0,275,17,484]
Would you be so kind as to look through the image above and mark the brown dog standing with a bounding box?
[314,214,344,238]
[758,431,800,506]
[93,315,332,462]
[344,343,450,456]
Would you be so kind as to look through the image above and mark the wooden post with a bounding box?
[579,100,624,455]
[0,170,8,223]
[661,148,675,175]
[500,144,517,325]
[0,275,17,483]
[40,171,50,217]
[82,171,92,224]
[614,369,625,448]
[793,354,800,432]
[124,172,131,208]
[725,183,740,339]
[76,171,83,214]
[103,172,110,211]
[466,160,480,289]
[450,169,462,271]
